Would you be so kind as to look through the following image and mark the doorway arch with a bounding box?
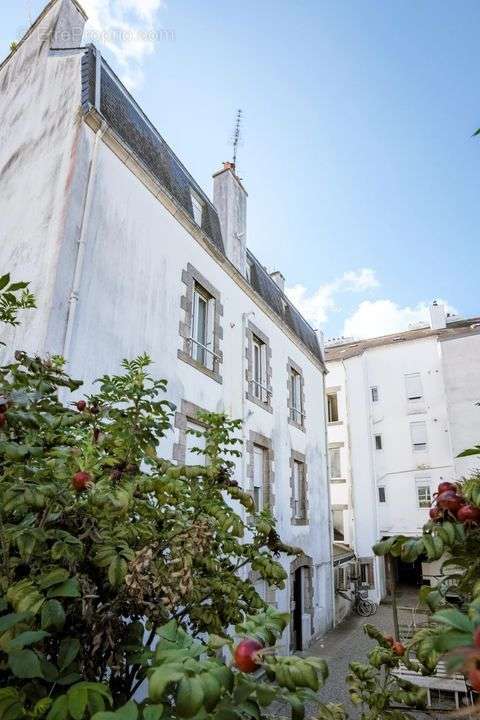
[290,554,314,651]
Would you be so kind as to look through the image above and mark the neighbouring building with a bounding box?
[0,0,335,649]
[325,303,480,619]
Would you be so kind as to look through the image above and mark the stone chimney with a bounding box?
[429,301,446,330]
[213,162,247,276]
[270,271,285,293]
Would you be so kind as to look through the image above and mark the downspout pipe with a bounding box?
[62,118,108,361]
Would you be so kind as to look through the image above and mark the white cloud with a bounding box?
[285,268,379,327]
[343,298,458,340]
[81,0,165,88]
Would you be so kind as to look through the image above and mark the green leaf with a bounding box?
[8,630,49,650]
[39,569,70,589]
[67,686,88,720]
[0,274,10,291]
[9,648,43,678]
[47,578,80,598]
[432,609,474,633]
[108,557,127,587]
[59,638,81,671]
[143,707,163,720]
[48,696,69,720]
[115,703,138,720]
[41,600,66,630]
[0,612,33,633]
[433,630,473,653]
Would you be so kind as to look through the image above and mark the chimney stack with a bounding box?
[213,162,247,276]
[429,301,446,330]
[270,270,285,293]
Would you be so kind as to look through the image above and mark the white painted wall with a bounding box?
[0,0,333,649]
[441,333,480,477]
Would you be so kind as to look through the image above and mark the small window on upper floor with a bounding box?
[405,373,423,402]
[416,482,432,509]
[411,421,428,452]
[378,486,386,503]
[374,434,383,451]
[252,334,269,404]
[327,392,339,423]
[371,386,379,403]
[246,258,253,283]
[191,190,204,227]
[329,446,342,480]
[290,367,304,426]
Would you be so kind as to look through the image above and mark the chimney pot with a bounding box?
[429,301,446,330]
[270,270,285,293]
[223,161,236,172]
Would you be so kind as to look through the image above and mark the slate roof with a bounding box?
[81,46,324,366]
[325,317,480,362]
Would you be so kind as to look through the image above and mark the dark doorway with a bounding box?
[395,557,423,588]
[292,567,303,651]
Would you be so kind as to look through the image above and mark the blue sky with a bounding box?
[3,0,479,339]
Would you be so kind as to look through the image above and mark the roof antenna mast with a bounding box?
[231,109,243,168]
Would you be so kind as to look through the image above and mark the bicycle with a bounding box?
[337,578,378,617]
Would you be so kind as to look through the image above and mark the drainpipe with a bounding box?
[62,119,108,361]
[321,368,336,629]
[241,311,255,480]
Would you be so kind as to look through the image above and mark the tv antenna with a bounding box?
[231,109,243,167]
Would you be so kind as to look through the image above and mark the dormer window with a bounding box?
[191,190,204,227]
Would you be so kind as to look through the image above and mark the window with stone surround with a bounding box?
[245,321,272,412]
[287,358,305,430]
[327,391,340,423]
[178,264,223,383]
[246,432,274,512]
[290,450,308,525]
[173,400,209,466]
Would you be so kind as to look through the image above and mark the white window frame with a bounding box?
[191,282,217,371]
[410,421,428,453]
[378,486,386,503]
[405,373,423,402]
[290,368,304,425]
[374,434,383,451]
[327,392,339,423]
[292,459,305,519]
[329,446,342,480]
[371,386,379,403]
[253,445,265,512]
[185,418,207,466]
[191,190,204,227]
[252,335,269,403]
[416,479,432,509]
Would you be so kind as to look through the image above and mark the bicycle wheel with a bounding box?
[356,599,377,617]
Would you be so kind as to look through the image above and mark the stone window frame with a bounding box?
[287,358,306,431]
[290,450,308,526]
[247,569,277,607]
[289,554,314,651]
[245,320,273,413]
[246,431,275,512]
[326,385,342,426]
[328,441,344,483]
[358,557,375,589]
[178,263,223,384]
[173,399,208,465]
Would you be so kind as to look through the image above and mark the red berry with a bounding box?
[429,506,442,521]
[437,481,457,495]
[392,642,406,657]
[72,471,92,492]
[0,413,6,428]
[436,490,465,514]
[384,635,394,647]
[457,505,480,525]
[473,628,480,649]
[233,638,263,673]
[90,405,100,415]
[76,400,87,412]
[468,668,480,692]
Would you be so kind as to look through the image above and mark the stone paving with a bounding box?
[272,591,439,718]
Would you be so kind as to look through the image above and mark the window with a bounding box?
[334,565,349,592]
[411,421,428,452]
[290,368,304,425]
[378,486,386,503]
[191,282,216,370]
[292,460,306,521]
[253,445,266,511]
[190,190,204,227]
[359,559,374,588]
[405,373,423,402]
[329,447,342,480]
[332,508,345,541]
[185,419,207,466]
[246,258,253,283]
[374,434,383,450]
[416,480,432,509]
[371,386,379,402]
[252,335,269,403]
[327,393,339,423]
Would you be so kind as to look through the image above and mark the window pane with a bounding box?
[253,446,265,510]
[371,386,379,402]
[191,191,203,226]
[417,484,431,508]
[378,487,386,503]
[375,435,382,450]
[186,419,206,465]
[328,393,339,422]
[411,421,427,451]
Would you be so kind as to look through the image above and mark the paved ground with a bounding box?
[272,590,441,718]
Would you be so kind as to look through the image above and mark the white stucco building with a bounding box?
[325,304,480,616]
[0,0,334,648]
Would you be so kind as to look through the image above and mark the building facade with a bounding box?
[325,305,480,615]
[0,0,335,648]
